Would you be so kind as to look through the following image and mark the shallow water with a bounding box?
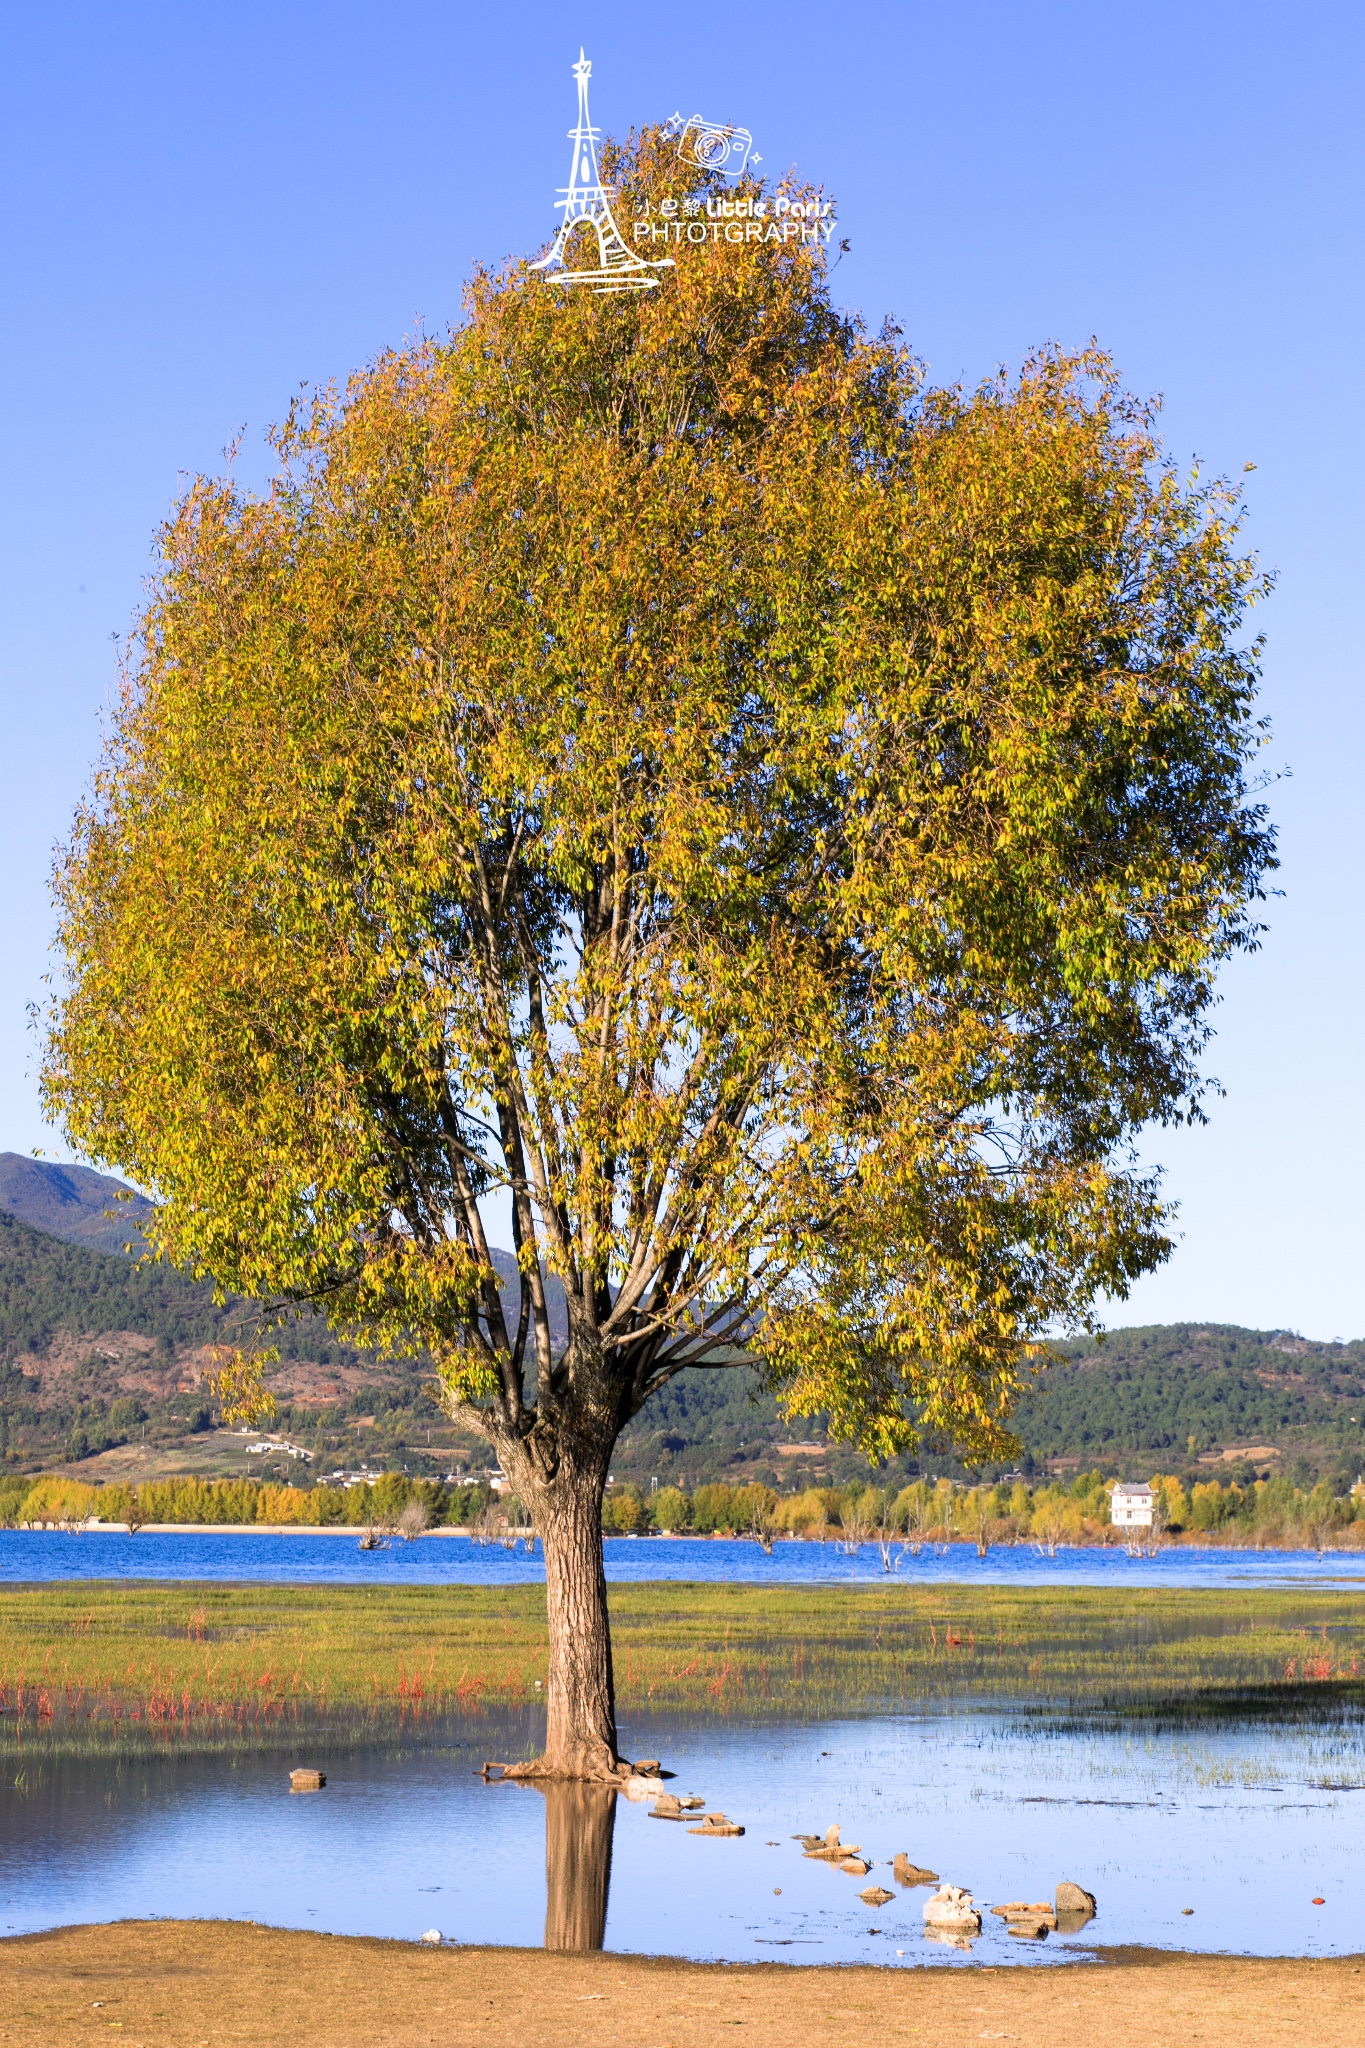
[3,1705,1361,1965]
[3,1529,1361,1589]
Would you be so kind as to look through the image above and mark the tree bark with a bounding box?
[502,1424,623,1780]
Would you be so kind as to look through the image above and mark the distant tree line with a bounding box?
[2,1471,492,1531]
[607,1470,1365,1549]
[8,1467,1361,1552]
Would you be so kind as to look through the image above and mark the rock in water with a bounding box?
[992,1901,1057,1928]
[621,1775,668,1801]
[840,1857,870,1876]
[289,1769,326,1792]
[804,1838,863,1862]
[689,1813,745,1836]
[1055,1881,1097,1915]
[860,1886,894,1907]
[922,1884,981,1932]
[893,1853,939,1886]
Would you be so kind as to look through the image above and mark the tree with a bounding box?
[44,129,1274,1779]
[650,1484,690,1532]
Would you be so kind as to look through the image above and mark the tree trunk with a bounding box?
[503,1429,622,1779]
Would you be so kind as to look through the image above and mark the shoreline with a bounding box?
[8,1522,1365,1554]
[13,1520,499,1535]
[2,1920,1361,2048]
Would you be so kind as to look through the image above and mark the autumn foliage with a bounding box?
[43,128,1274,1770]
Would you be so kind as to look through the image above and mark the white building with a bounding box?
[1109,1481,1154,1528]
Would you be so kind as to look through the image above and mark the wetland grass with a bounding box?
[2,1581,1362,1760]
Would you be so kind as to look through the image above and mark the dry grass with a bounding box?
[1,1920,1362,2048]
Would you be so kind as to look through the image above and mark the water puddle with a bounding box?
[3,1705,1362,1964]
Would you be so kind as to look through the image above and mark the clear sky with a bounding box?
[0,2,1360,1337]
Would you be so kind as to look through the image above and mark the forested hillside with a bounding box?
[1,1181,1362,1488]
[1025,1325,1365,1483]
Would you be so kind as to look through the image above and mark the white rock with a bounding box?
[621,1775,669,1800]
[922,1884,982,1931]
[420,1928,442,1945]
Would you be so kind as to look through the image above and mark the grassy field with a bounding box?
[2,1580,1363,1759]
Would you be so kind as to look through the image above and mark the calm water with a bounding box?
[2,1706,1362,1965]
[3,1530,1362,1588]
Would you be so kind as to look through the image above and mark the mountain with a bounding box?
[1017,1323,1365,1483]
[0,1154,153,1255]
[1,1174,1362,1486]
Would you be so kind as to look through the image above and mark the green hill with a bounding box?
[1015,1324,1365,1484]
[1,1190,1362,1487]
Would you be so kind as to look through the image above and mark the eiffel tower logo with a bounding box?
[531,51,673,293]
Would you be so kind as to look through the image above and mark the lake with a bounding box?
[3,1530,1362,1588]
[3,1703,1360,1965]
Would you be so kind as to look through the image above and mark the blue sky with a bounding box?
[0,2,1360,1335]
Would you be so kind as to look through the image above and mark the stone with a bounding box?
[840,1858,870,1876]
[420,1928,442,1945]
[859,1886,894,1907]
[621,1775,668,1801]
[922,1884,982,1932]
[1007,1920,1050,1940]
[803,1837,863,1862]
[678,1795,705,1810]
[689,1814,745,1836]
[1055,1881,1096,1915]
[632,1758,662,1774]
[289,1769,326,1791]
[893,1854,939,1886]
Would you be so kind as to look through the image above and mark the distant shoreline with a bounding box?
[6,1521,1365,1554]
[13,1521,498,1536]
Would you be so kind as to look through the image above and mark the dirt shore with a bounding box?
[1,1921,1360,2048]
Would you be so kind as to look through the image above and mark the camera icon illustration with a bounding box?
[675,117,754,178]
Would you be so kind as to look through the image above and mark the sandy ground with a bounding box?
[1,1922,1360,2048]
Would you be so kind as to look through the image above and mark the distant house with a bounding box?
[245,1436,314,1463]
[1109,1481,1154,1528]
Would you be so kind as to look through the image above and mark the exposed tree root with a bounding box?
[486,1752,634,1785]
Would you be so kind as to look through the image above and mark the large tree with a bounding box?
[44,132,1273,1778]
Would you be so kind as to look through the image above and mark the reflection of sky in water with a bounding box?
[3,1529,1365,1588]
[2,1708,1362,1966]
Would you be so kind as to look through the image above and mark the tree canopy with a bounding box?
[45,128,1275,1480]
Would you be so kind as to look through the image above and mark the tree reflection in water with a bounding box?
[540,1779,617,1950]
